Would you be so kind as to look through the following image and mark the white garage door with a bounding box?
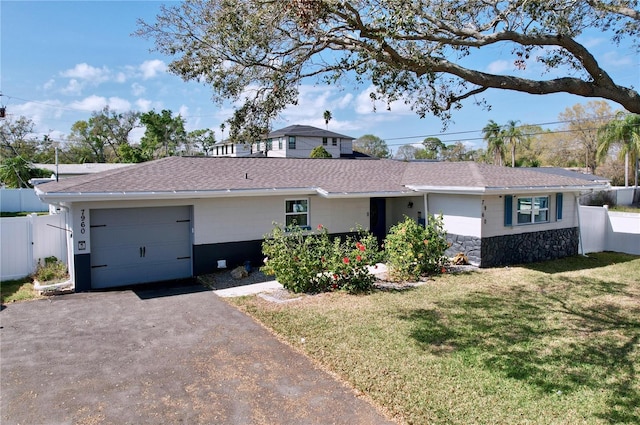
[90,206,192,289]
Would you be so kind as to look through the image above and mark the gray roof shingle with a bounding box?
[36,157,607,199]
[267,125,354,140]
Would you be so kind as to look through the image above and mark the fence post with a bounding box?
[27,213,35,273]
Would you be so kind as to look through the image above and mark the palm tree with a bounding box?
[597,113,640,187]
[482,120,504,166]
[502,120,524,167]
[323,110,332,130]
[219,122,226,141]
[0,156,34,188]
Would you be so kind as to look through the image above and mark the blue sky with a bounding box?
[1,1,638,154]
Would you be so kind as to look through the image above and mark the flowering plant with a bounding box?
[261,223,381,293]
[384,215,449,281]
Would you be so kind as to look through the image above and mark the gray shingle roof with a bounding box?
[521,167,610,182]
[32,163,134,175]
[266,125,354,140]
[36,157,607,200]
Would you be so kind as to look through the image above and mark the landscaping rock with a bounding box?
[231,266,249,280]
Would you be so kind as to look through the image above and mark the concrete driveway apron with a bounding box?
[1,284,394,425]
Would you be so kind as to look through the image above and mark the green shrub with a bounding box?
[261,224,381,293]
[34,257,68,283]
[384,215,449,281]
[309,145,332,158]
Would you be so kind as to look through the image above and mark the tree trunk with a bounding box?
[624,152,629,187]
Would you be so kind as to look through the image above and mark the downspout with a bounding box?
[575,193,587,257]
[423,193,429,225]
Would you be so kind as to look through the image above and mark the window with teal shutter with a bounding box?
[556,193,563,220]
[504,195,513,226]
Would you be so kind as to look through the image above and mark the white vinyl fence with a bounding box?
[0,213,68,281]
[0,188,49,212]
[612,187,638,206]
[579,205,640,255]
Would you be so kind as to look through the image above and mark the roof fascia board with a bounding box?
[36,188,317,203]
[406,184,608,195]
[315,189,415,198]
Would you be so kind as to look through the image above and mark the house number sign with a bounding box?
[80,209,86,234]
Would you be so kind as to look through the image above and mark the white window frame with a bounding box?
[516,195,550,225]
[285,198,310,229]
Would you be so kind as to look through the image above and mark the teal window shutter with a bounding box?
[556,193,563,220]
[504,195,513,226]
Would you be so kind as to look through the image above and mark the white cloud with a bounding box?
[9,100,65,138]
[131,82,146,96]
[61,79,83,95]
[139,59,166,80]
[581,36,605,49]
[602,51,633,67]
[68,95,131,112]
[115,72,127,83]
[178,105,189,117]
[129,127,145,144]
[354,85,413,116]
[108,97,132,111]
[43,79,56,90]
[337,93,353,109]
[61,63,110,83]
[69,95,108,111]
[135,98,154,112]
[486,60,511,74]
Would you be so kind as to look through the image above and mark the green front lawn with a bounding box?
[1,277,42,304]
[609,205,640,213]
[231,252,640,424]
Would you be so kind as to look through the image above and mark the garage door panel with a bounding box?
[90,206,192,289]
[92,223,190,247]
[91,206,190,226]
[90,245,145,267]
[91,258,191,288]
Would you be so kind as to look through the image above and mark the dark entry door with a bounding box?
[369,198,386,245]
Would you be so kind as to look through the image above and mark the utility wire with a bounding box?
[2,92,638,147]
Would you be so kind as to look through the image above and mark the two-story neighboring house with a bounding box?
[262,125,355,158]
[209,125,357,158]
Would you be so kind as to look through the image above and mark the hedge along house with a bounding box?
[35,157,608,291]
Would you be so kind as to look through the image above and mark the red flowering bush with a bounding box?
[261,223,381,293]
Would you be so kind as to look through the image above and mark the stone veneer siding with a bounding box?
[480,227,579,268]
[446,234,481,265]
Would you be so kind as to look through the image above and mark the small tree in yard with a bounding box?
[262,224,381,293]
[384,215,449,282]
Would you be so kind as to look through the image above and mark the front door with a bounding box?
[369,198,386,245]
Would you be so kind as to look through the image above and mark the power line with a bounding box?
[383,114,637,147]
[3,92,638,148]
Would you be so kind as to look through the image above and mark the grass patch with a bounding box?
[230,253,640,424]
[1,277,42,304]
[0,211,48,217]
[609,205,640,213]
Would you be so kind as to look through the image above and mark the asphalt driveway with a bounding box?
[1,283,394,424]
